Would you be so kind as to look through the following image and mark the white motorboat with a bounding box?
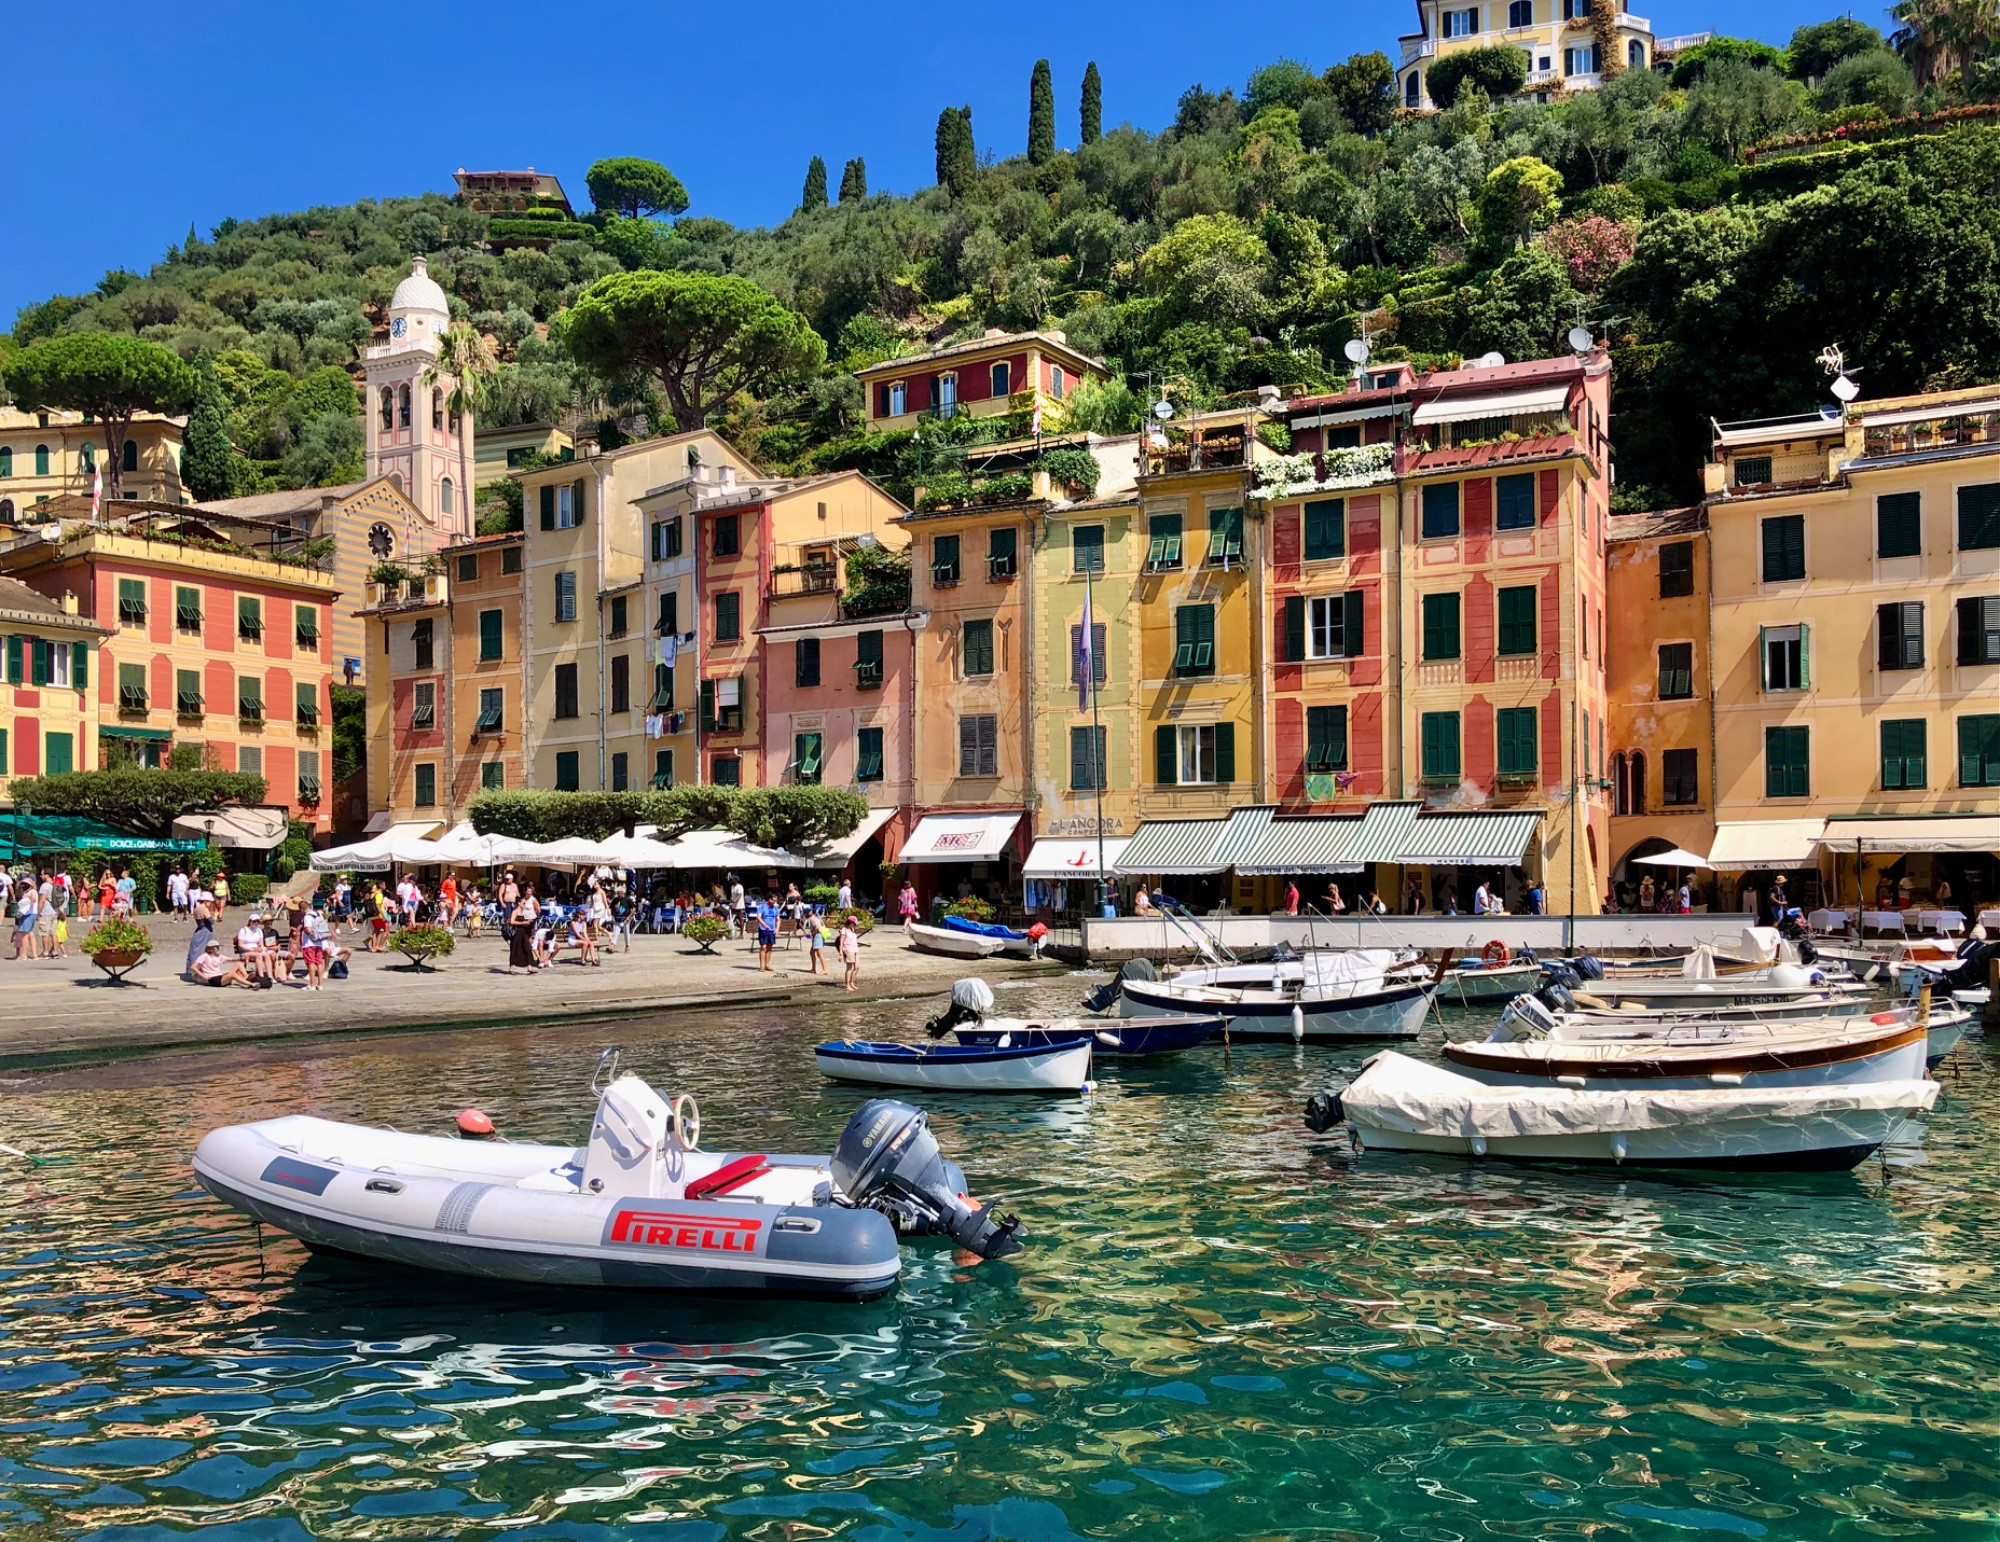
[814,1038,1093,1093]
[1310,1051,1937,1171]
[1118,949,1436,1040]
[193,1060,1023,1300]
[906,922,1008,959]
[1556,970,1871,1012]
[1440,958,1543,1005]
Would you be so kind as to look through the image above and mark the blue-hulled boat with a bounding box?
[814,1038,1092,1093]
[951,1015,1222,1056]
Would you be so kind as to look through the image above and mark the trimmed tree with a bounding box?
[584,157,691,220]
[8,769,267,837]
[3,334,197,500]
[1424,44,1529,107]
[1029,59,1056,164]
[554,270,827,433]
[935,106,976,196]
[839,157,868,202]
[180,353,235,502]
[1081,62,1103,143]
[801,156,829,212]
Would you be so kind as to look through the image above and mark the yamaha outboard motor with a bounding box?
[832,1100,1022,1260]
[1572,955,1605,981]
[1536,980,1576,1014]
[1544,963,1582,991]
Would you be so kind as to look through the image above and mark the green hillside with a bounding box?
[11,13,2000,510]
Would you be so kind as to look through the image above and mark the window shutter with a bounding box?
[572,480,587,526]
[1343,591,1365,657]
[1963,719,1983,785]
[1878,604,1899,671]
[1758,626,1770,690]
[71,642,87,690]
[699,678,715,730]
[1798,622,1811,690]
[1155,724,1177,785]
[4,635,18,685]
[980,714,998,774]
[29,639,47,688]
[539,485,556,530]
[1960,597,1982,664]
[1215,722,1236,784]
[1283,596,1305,661]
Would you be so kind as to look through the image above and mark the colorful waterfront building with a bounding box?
[0,406,185,519]
[1395,1,1708,110]
[1702,388,2000,910]
[0,577,109,780]
[473,422,572,488]
[855,329,1108,434]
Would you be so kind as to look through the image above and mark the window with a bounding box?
[117,578,147,626]
[651,516,684,561]
[432,388,446,431]
[1421,482,1460,539]
[1070,725,1108,790]
[1761,515,1805,581]
[397,384,411,428]
[1662,748,1698,806]
[502,544,522,574]
[936,373,957,415]
[1659,540,1694,597]
[712,756,741,787]
[296,681,318,725]
[34,444,50,477]
[174,585,202,633]
[1960,484,2000,550]
[79,442,94,473]
[1155,722,1235,785]
[609,595,628,639]
[555,751,580,791]
[990,361,1010,397]
[482,761,506,791]
[295,604,319,651]
[1959,596,2000,665]
[792,732,823,785]
[787,636,818,688]
[1205,507,1243,567]
[440,478,454,520]
[1658,642,1694,699]
[701,677,743,733]
[1765,725,1810,798]
[856,727,884,782]
[554,662,579,719]
[1881,719,1927,789]
[649,749,672,790]
[1878,602,1924,671]
[1508,0,1532,25]
[1406,70,1421,107]
[297,750,322,805]
[1444,6,1476,36]
[1962,715,2000,785]
[714,591,740,641]
[378,387,394,430]
[657,589,679,637]
[1420,711,1461,782]
[1494,473,1536,532]
[962,618,995,677]
[1306,705,1348,772]
[651,662,673,710]
[239,675,264,722]
[713,514,740,557]
[1564,44,1599,74]
[1147,512,1184,570]
[1303,499,1344,560]
[457,552,479,582]
[1496,585,1537,656]
[932,534,961,585]
[0,447,9,476]
[1878,492,1922,559]
[610,653,631,713]
[958,714,999,777]
[607,751,628,792]
[1421,592,1461,661]
[1497,707,1538,780]
[855,629,884,688]
[1174,604,1216,676]
[176,669,202,716]
[413,762,437,807]
[1761,624,1808,691]
[237,745,262,776]
[887,383,907,416]
[412,617,433,669]
[988,526,1018,579]
[555,570,578,623]
[1071,621,1108,685]
[478,608,504,662]
[410,680,436,730]
[1072,524,1105,574]
[1629,38,1646,68]
[1050,365,1066,400]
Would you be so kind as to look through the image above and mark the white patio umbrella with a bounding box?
[1631,847,1713,870]
[667,828,800,869]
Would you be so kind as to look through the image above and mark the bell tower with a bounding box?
[363,257,473,535]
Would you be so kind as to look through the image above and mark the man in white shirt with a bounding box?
[837,879,853,912]
[1474,881,1495,915]
[168,869,190,917]
[235,918,274,982]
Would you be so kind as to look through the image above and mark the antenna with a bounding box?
[1817,343,1861,404]
[1567,325,1594,354]
[1475,351,1506,369]
[1343,338,1370,364]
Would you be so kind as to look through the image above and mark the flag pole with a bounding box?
[1088,553,1108,916]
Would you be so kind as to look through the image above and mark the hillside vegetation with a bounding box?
[10,11,2000,509]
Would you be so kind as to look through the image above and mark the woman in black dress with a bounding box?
[506,895,536,974]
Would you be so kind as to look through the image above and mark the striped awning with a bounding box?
[1818,813,2000,855]
[1114,818,1230,876]
[1337,801,1423,865]
[1393,809,1543,866]
[1235,816,1365,876]
[1212,806,1275,868]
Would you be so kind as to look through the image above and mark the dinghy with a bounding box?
[1117,949,1436,1041]
[193,1056,1021,1301]
[906,917,1045,959]
[1307,1051,1937,1171]
[814,1038,1092,1093]
[1439,955,1543,1005]
[922,975,1218,1056]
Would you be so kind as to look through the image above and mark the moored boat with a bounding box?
[952,1014,1221,1055]
[1440,957,1543,1005]
[1118,949,1436,1041]
[814,1038,1093,1093]
[905,922,1010,959]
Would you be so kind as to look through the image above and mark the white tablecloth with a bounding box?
[1862,910,1908,935]
[1919,909,1967,934]
[1980,909,2000,932]
[1807,908,1850,932]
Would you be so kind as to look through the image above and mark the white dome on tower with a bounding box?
[390,257,449,318]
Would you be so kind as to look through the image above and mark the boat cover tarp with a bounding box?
[1343,1052,1937,1139]
[941,915,1029,942]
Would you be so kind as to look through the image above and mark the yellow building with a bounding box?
[855,329,1107,434]
[1396,0,1703,109]
[1703,388,2000,910]
[474,422,572,488]
[0,406,185,519]
[0,577,109,778]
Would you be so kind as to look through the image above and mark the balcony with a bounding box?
[119,686,148,715]
[238,703,264,725]
[297,779,322,806]
[1145,435,1246,476]
[768,562,841,600]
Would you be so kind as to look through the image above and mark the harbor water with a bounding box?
[1,977,1996,1538]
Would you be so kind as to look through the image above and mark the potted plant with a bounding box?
[396,924,456,971]
[831,908,875,939]
[82,916,154,983]
[944,896,997,924]
[682,915,731,954]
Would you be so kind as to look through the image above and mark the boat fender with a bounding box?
[1096,1030,1122,1048]
[1303,1091,1345,1133]
[455,1109,496,1141]
[1610,1134,1628,1164]
[1482,939,1511,967]
[1291,1003,1306,1041]
[1469,1136,1488,1157]
[1082,1079,1097,1095]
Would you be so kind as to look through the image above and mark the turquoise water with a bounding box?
[1,977,1996,1540]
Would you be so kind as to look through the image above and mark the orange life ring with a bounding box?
[1481,939,1511,967]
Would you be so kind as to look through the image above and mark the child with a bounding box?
[839,914,861,992]
[806,911,828,975]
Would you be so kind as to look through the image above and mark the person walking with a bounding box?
[366,885,390,952]
[300,903,333,990]
[806,909,828,975]
[212,870,231,915]
[506,891,536,974]
[755,893,778,972]
[185,889,215,976]
[838,912,861,992]
[1283,879,1300,916]
[837,877,853,913]
[12,879,38,961]
[898,881,918,937]
[167,866,189,919]
[728,875,746,938]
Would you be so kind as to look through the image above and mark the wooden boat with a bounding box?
[814,1038,1092,1093]
[1118,949,1435,1041]
[1557,971,1871,1012]
[951,1014,1221,1056]
[1312,1051,1937,1171]
[1444,1014,1929,1090]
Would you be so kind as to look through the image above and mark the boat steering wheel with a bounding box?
[669,1094,701,1151]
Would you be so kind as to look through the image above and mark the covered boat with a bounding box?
[907,917,1045,959]
[1118,949,1436,1040]
[814,1038,1092,1092]
[193,1060,1021,1300]
[1308,1051,1937,1170]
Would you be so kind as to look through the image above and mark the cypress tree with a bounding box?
[935,106,976,195]
[180,355,235,503]
[800,156,828,211]
[1028,59,1056,164]
[839,157,868,202]
[1081,62,1103,143]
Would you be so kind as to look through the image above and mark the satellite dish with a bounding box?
[1830,373,1860,403]
[1343,338,1370,364]
[1475,351,1506,369]
[1568,326,1594,353]
[1152,399,1174,419]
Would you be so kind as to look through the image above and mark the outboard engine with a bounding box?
[1571,955,1605,981]
[1303,1090,1345,1133]
[832,1100,1022,1260]
[1536,980,1576,1014]
[924,977,996,1038]
[1269,941,1301,964]
[1544,963,1582,990]
[1083,957,1158,1013]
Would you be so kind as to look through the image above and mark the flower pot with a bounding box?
[91,948,149,984]
[399,948,440,971]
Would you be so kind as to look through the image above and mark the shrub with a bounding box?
[802,883,841,906]
[397,924,456,965]
[944,896,997,923]
[832,907,875,935]
[682,915,731,952]
[1041,446,1102,494]
[232,874,270,906]
[1425,45,1528,108]
[81,916,153,957]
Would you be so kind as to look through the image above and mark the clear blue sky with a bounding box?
[4,0,1866,327]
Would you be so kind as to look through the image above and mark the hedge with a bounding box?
[468,785,869,852]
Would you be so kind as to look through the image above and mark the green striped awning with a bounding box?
[1114,818,1230,876]
[97,725,173,741]
[1337,801,1423,865]
[1394,809,1544,866]
[1235,815,1365,876]
[1211,806,1275,867]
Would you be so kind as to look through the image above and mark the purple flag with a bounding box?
[1075,589,1093,711]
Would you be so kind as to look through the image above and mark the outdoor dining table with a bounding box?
[1807,908,1851,933]
[1981,909,2000,933]
[1919,909,1968,934]
[1862,909,1909,936]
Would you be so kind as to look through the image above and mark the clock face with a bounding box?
[391,317,407,339]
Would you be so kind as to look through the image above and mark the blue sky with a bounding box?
[5,0,1866,327]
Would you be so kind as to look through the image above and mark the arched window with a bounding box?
[1629,751,1646,816]
[1405,70,1421,107]
[122,439,139,472]
[0,500,14,525]
[1610,751,1628,816]
[34,444,49,476]
[379,388,394,431]
[440,477,454,518]
[0,447,11,476]
[432,388,445,431]
[80,443,95,473]
[1628,39,1646,70]
[448,407,461,436]
[397,384,412,428]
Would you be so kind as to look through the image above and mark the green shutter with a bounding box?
[1283,596,1305,661]
[1962,716,2000,786]
[6,634,20,685]
[1343,591,1365,657]
[1498,707,1537,776]
[540,485,556,529]
[29,638,47,687]
[700,678,716,731]
[1214,722,1235,783]
[1798,622,1811,690]
[1155,724,1177,785]
[71,641,87,689]
[572,480,587,527]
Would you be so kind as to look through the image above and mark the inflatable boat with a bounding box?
[193,1056,1021,1301]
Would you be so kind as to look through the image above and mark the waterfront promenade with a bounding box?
[0,922,1062,1069]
